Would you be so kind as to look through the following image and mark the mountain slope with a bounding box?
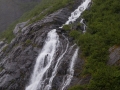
[0,0,41,32]
[0,0,120,90]
[0,0,83,90]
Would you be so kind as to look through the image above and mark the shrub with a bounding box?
[25,39,31,46]
[69,0,120,89]
[63,25,71,31]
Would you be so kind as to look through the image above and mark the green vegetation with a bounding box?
[2,45,8,52]
[0,22,17,43]
[69,85,86,90]
[68,0,120,90]
[0,0,74,43]
[0,67,3,72]
[0,0,120,89]
[19,0,74,23]
[25,39,32,46]
[63,25,71,31]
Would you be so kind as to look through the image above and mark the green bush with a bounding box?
[88,65,120,90]
[63,25,71,31]
[25,39,31,46]
[0,22,17,43]
[69,0,120,89]
[69,30,81,40]
[69,85,86,90]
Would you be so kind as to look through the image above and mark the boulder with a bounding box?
[13,21,29,35]
[108,45,120,65]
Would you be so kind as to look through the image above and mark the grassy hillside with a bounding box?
[69,0,120,90]
[0,0,73,43]
[19,0,73,23]
[0,0,41,32]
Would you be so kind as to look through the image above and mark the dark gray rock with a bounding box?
[0,41,8,56]
[108,46,120,65]
[13,21,29,35]
[0,41,4,47]
[0,0,84,90]
[0,7,72,90]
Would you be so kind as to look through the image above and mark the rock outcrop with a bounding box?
[0,8,70,90]
[13,21,29,35]
[0,0,84,90]
[108,45,120,66]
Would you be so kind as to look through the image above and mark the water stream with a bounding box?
[80,18,87,33]
[26,0,91,90]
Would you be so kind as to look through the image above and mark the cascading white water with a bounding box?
[26,0,91,90]
[44,35,69,90]
[65,0,91,25]
[80,19,86,33]
[61,48,79,90]
[26,29,60,90]
[59,0,91,89]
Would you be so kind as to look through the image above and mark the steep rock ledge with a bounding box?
[0,8,71,90]
[0,0,84,89]
[108,45,120,66]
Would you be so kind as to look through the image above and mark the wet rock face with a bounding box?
[13,21,29,35]
[0,0,84,90]
[52,46,83,90]
[108,45,120,66]
[0,7,72,90]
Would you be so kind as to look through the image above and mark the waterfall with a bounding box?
[26,0,91,90]
[80,19,86,33]
[26,29,60,90]
[44,35,69,90]
[65,0,91,25]
[60,47,79,90]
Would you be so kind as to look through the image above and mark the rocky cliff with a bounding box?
[0,0,84,90]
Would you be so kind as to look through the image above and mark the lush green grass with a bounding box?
[19,0,74,23]
[0,21,17,43]
[68,0,120,90]
[0,0,74,43]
